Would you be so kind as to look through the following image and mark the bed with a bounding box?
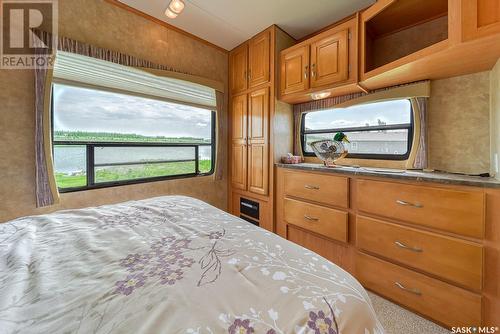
[0,196,383,334]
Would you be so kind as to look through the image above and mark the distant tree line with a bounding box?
[53,130,211,143]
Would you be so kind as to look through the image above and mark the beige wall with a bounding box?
[491,59,500,179]
[0,0,228,223]
[428,71,491,175]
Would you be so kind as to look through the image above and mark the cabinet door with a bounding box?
[248,30,271,88]
[248,88,269,195]
[231,94,248,190]
[230,44,248,94]
[462,0,500,41]
[280,45,310,95]
[310,29,349,88]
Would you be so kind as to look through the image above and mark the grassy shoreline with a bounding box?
[56,160,212,189]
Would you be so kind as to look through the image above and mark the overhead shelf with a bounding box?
[363,0,449,73]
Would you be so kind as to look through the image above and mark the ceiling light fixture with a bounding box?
[165,7,178,18]
[169,0,185,14]
[311,91,331,100]
[165,0,185,18]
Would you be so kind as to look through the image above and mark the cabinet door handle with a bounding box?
[395,241,423,253]
[304,215,319,222]
[395,282,422,296]
[311,63,316,78]
[304,65,309,79]
[304,184,320,190]
[396,200,423,208]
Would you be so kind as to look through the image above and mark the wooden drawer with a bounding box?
[284,170,348,208]
[356,253,482,328]
[356,215,483,290]
[357,179,485,238]
[284,198,348,242]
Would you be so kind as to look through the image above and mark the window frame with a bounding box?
[301,100,414,161]
[51,84,216,193]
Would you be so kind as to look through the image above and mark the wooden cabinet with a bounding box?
[275,168,351,270]
[230,88,270,195]
[356,215,483,290]
[357,253,482,329]
[230,31,270,94]
[283,170,348,208]
[284,198,348,243]
[356,179,485,238]
[230,44,248,94]
[280,45,309,95]
[358,0,500,90]
[229,26,295,233]
[275,166,499,327]
[279,17,358,104]
[230,94,248,190]
[462,0,500,41]
[310,29,349,88]
[248,88,269,195]
[248,31,271,88]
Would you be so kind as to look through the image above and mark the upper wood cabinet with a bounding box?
[248,31,271,88]
[230,31,271,94]
[462,0,500,41]
[280,45,310,95]
[279,17,358,103]
[310,29,349,88]
[230,44,248,94]
[361,0,449,75]
[358,0,500,90]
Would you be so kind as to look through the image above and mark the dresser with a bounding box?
[275,165,500,328]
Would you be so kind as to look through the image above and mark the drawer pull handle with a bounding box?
[395,282,422,296]
[304,215,319,222]
[396,200,423,208]
[395,241,423,253]
[305,185,320,190]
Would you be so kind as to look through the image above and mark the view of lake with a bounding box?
[54,145,212,174]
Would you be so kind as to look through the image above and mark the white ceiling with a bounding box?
[118,0,375,50]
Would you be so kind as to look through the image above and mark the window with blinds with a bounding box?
[51,52,216,191]
[301,99,414,160]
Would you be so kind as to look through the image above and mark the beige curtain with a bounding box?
[214,91,225,180]
[34,31,225,207]
[413,97,428,169]
[35,51,59,207]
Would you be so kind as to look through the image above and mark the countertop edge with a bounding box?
[275,163,500,189]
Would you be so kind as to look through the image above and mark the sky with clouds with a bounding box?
[304,99,412,130]
[53,84,213,139]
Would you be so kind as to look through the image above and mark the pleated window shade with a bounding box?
[53,51,217,109]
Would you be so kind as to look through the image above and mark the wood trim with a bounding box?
[297,14,358,43]
[104,0,228,53]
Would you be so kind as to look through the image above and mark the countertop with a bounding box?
[275,163,500,188]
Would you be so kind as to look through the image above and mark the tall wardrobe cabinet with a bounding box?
[228,26,295,232]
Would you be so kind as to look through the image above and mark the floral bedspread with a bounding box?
[0,196,383,334]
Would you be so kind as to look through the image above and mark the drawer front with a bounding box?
[356,216,483,290]
[356,253,482,328]
[284,198,348,242]
[284,170,348,208]
[357,179,485,238]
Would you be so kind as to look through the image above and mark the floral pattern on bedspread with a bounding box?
[0,196,383,334]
